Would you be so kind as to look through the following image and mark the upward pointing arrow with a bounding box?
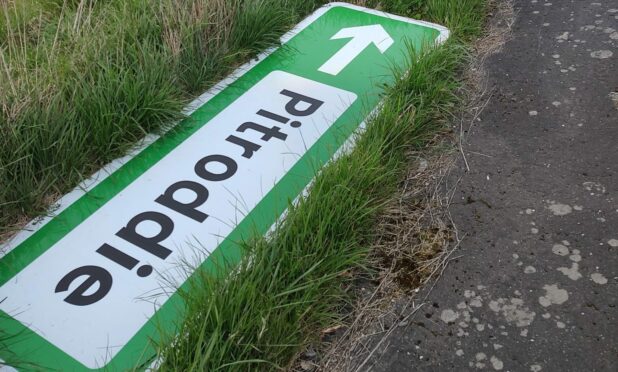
[318,24,394,76]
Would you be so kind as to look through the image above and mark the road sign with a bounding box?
[0,3,448,370]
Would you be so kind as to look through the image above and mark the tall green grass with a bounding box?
[0,0,327,236]
[1,0,486,369]
[156,1,487,370]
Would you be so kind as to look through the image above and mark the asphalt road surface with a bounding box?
[365,1,617,371]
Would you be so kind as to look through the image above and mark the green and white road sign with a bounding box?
[0,3,447,370]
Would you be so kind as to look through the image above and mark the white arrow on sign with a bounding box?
[318,24,394,76]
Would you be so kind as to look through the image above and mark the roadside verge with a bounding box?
[0,1,487,370]
[156,1,488,370]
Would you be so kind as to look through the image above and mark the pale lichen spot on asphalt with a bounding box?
[547,201,572,215]
[490,355,504,370]
[488,297,536,327]
[590,50,613,58]
[556,31,569,42]
[520,328,528,337]
[474,352,487,369]
[557,262,582,281]
[608,238,618,247]
[583,181,606,194]
[538,284,569,307]
[440,309,459,323]
[552,243,569,256]
[470,297,483,308]
[590,272,608,285]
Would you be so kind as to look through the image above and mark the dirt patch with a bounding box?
[303,133,462,372]
[373,176,455,291]
[290,134,463,371]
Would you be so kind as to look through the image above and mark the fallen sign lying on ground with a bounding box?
[0,3,448,371]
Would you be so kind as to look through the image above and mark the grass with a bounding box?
[0,0,327,238]
[155,0,488,370]
[0,0,487,370]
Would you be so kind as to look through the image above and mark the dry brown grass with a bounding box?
[160,0,237,59]
[306,136,463,372]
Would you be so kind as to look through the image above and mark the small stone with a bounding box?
[300,360,314,371]
[305,349,317,358]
